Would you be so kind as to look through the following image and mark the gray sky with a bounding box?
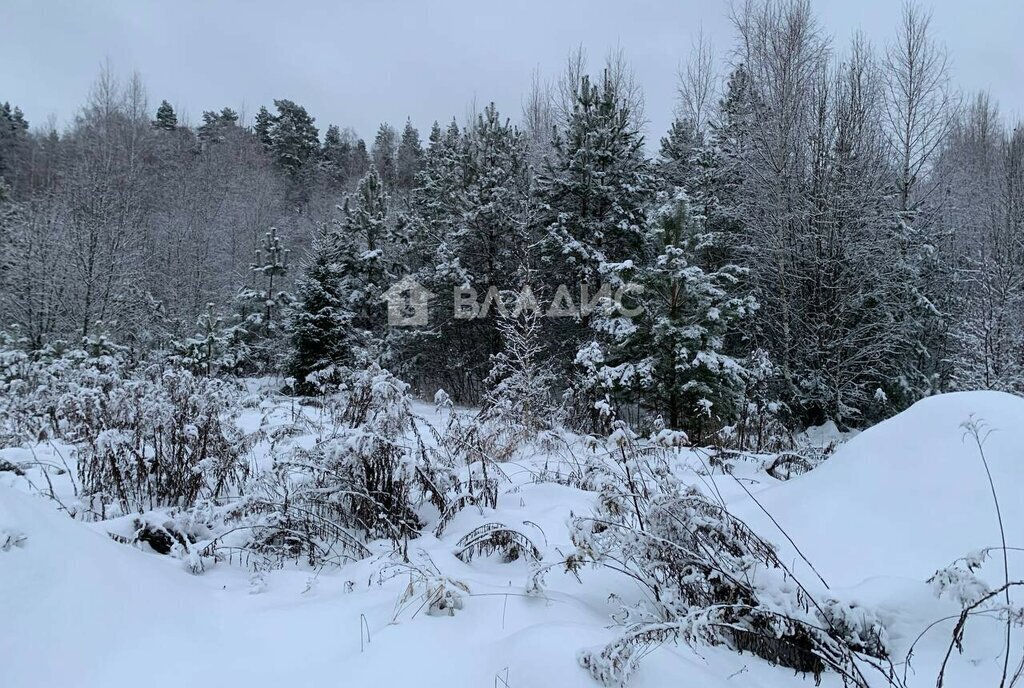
[2,0,1022,145]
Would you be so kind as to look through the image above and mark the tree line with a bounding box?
[1,0,1022,441]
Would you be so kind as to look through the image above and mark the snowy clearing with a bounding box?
[2,389,1020,688]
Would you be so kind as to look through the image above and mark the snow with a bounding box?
[740,390,1024,587]
[1,477,786,688]
[1,390,1021,687]
[797,419,857,448]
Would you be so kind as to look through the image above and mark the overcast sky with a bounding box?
[2,0,1022,145]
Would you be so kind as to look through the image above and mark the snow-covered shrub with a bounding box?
[922,548,1024,688]
[430,396,504,512]
[237,464,375,567]
[0,337,123,442]
[244,364,452,564]
[909,421,1024,688]
[416,313,565,523]
[929,549,996,607]
[381,554,471,620]
[67,366,248,517]
[426,322,564,523]
[0,339,248,517]
[715,349,793,453]
[479,308,564,450]
[570,423,891,687]
[453,522,541,564]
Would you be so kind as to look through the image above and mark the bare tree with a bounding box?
[883,0,955,213]
[676,27,718,132]
[937,95,1024,392]
[522,67,554,166]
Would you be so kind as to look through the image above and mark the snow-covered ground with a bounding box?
[1,390,1021,687]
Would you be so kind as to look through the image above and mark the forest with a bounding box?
[1,1,1022,687]
[2,0,1021,440]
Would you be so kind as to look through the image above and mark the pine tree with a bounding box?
[537,67,655,409]
[403,119,462,274]
[287,168,395,385]
[232,228,292,373]
[348,138,370,180]
[320,123,351,188]
[691,63,757,273]
[657,125,739,283]
[253,105,275,151]
[197,108,240,145]
[171,303,246,376]
[396,118,424,192]
[539,69,654,292]
[589,191,757,439]
[401,106,533,401]
[372,123,398,188]
[0,102,30,195]
[251,227,291,333]
[941,99,1024,395]
[331,168,393,355]
[287,231,353,387]
[153,100,178,131]
[658,116,701,190]
[266,99,319,176]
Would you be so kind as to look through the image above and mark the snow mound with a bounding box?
[0,486,214,686]
[743,391,1024,587]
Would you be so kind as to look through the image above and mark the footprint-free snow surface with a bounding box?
[1,391,1021,687]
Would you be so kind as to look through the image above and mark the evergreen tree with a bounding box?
[539,69,654,292]
[426,121,443,152]
[347,138,370,180]
[266,99,319,176]
[372,123,398,187]
[153,100,178,131]
[290,168,395,372]
[659,112,742,276]
[404,119,462,274]
[401,106,533,400]
[250,227,291,333]
[197,107,240,145]
[320,123,350,188]
[396,118,424,192]
[537,67,655,411]
[253,105,275,151]
[287,231,354,387]
[322,124,342,151]
[171,303,247,376]
[235,228,291,372]
[345,167,394,351]
[584,191,757,439]
[658,116,701,190]
[0,102,29,195]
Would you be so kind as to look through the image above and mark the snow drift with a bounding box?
[1,390,1021,688]
[741,390,1024,587]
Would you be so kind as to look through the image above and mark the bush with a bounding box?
[71,367,248,516]
[0,338,248,517]
[569,422,890,687]
[242,364,452,565]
